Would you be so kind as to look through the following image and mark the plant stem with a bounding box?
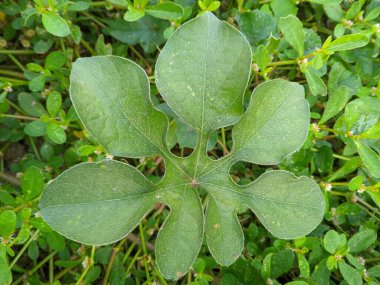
[366,256,380,263]
[0,49,34,55]
[10,230,40,269]
[75,245,96,285]
[103,238,127,285]
[0,76,28,84]
[126,248,142,275]
[29,136,42,161]
[0,69,25,79]
[49,253,54,285]
[139,223,151,283]
[13,251,57,285]
[8,54,25,71]
[80,38,96,56]
[129,45,151,73]
[0,113,39,121]
[310,147,350,161]
[0,171,21,187]
[5,99,27,115]
[267,59,297,66]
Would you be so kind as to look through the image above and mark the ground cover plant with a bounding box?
[0,0,379,284]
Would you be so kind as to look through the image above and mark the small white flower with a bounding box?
[371,86,377,96]
[325,183,332,192]
[357,184,366,193]
[298,58,308,65]
[312,123,320,132]
[3,86,12,93]
[106,154,114,160]
[343,19,353,28]
[252,63,260,72]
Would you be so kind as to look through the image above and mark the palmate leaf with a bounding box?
[39,12,325,280]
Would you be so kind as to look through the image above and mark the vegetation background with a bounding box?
[0,0,380,284]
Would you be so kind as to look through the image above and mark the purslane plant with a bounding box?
[39,12,325,280]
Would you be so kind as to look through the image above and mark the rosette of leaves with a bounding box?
[39,12,325,280]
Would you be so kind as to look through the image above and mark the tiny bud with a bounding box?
[357,184,366,193]
[324,183,332,192]
[3,86,12,93]
[252,63,260,72]
[371,86,377,96]
[25,29,36,37]
[358,256,365,265]
[298,58,308,66]
[312,123,320,132]
[106,154,114,160]
[0,39,7,47]
[21,39,30,48]
[82,256,91,268]
[343,19,353,28]
[94,149,102,155]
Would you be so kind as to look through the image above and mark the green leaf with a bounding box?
[235,10,277,48]
[232,79,310,164]
[207,1,220,11]
[0,247,12,285]
[107,16,168,53]
[22,166,44,201]
[40,13,324,280]
[67,1,90,11]
[39,161,157,245]
[305,67,327,96]
[0,190,16,207]
[155,12,252,132]
[45,51,66,71]
[18,92,47,117]
[297,253,310,278]
[46,91,62,117]
[244,171,324,239]
[29,74,46,92]
[320,86,350,124]
[270,0,298,18]
[270,249,295,278]
[327,157,362,181]
[145,3,184,20]
[205,189,244,265]
[253,45,268,71]
[0,210,16,238]
[323,230,341,254]
[70,56,168,157]
[155,187,203,280]
[46,123,66,144]
[24,121,48,137]
[368,192,380,208]
[338,262,363,285]
[41,12,70,37]
[124,7,145,22]
[279,15,304,56]
[325,34,370,52]
[368,264,380,278]
[356,141,380,178]
[347,228,377,253]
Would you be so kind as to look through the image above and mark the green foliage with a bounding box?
[39,13,324,279]
[0,0,380,284]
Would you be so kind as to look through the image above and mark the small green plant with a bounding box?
[39,12,325,280]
